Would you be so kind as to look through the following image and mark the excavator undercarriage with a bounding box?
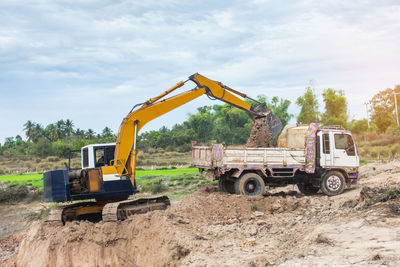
[46,196,170,225]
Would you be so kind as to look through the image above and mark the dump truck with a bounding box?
[192,123,360,196]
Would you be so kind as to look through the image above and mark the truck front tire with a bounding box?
[320,171,345,196]
[234,173,265,196]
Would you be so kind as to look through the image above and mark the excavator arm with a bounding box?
[44,73,275,223]
[101,73,266,185]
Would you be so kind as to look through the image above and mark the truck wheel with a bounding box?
[320,171,345,196]
[234,173,265,196]
[218,178,235,194]
[218,178,227,193]
[297,183,319,195]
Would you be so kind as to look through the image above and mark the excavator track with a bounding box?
[102,196,170,222]
[46,196,170,224]
[45,202,103,225]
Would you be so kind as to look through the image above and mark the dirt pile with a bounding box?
[3,161,400,266]
[246,115,273,147]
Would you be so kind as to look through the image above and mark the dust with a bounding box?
[2,161,400,266]
[246,115,273,148]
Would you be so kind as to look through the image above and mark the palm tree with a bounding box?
[56,120,66,139]
[65,119,74,137]
[74,128,85,138]
[45,124,59,142]
[85,129,95,140]
[31,123,44,142]
[23,120,35,141]
[102,127,114,138]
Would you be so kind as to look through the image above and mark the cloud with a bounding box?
[0,0,400,142]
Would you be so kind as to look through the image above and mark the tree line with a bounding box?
[1,84,399,158]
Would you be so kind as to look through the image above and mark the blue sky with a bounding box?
[1,0,400,143]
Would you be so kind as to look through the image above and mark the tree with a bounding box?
[186,106,214,143]
[265,96,293,128]
[74,128,85,138]
[23,120,35,141]
[321,89,348,127]
[64,119,74,137]
[349,119,369,134]
[45,124,59,142]
[296,87,319,124]
[101,127,114,138]
[85,129,96,140]
[369,86,400,133]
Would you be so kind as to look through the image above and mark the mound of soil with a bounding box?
[246,115,273,148]
[3,161,400,266]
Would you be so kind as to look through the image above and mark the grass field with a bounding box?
[0,168,199,188]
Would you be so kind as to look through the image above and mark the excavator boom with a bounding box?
[44,73,276,223]
[103,73,266,185]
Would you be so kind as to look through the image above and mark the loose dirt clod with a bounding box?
[246,114,273,147]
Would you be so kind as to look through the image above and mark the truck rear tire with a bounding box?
[320,171,345,196]
[218,178,235,194]
[234,173,265,196]
[297,183,319,195]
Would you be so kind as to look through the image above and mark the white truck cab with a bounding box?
[317,129,359,168]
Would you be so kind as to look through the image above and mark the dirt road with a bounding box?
[2,161,400,266]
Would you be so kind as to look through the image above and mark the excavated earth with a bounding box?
[2,161,400,266]
[246,115,273,148]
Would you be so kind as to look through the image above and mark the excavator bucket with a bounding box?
[264,111,282,140]
[253,103,283,140]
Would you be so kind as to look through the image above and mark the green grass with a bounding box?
[135,168,197,177]
[0,173,44,188]
[0,173,43,182]
[0,168,199,189]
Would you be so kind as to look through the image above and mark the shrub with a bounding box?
[142,179,167,194]
[0,185,29,203]
[370,148,378,158]
[0,167,10,175]
[390,143,400,157]
[47,156,59,162]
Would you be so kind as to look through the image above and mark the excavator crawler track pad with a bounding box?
[102,195,170,222]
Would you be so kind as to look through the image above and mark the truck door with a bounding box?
[317,131,332,167]
[332,132,359,167]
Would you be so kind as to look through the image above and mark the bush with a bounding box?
[390,143,400,157]
[141,179,167,194]
[0,167,10,175]
[46,156,59,162]
[0,185,29,203]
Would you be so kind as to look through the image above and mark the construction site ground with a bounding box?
[1,161,400,266]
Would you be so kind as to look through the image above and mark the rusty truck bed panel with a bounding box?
[192,143,305,169]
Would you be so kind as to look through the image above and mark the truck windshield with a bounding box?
[334,134,355,156]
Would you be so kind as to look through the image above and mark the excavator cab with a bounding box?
[80,143,116,168]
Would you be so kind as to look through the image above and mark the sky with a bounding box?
[1,0,400,143]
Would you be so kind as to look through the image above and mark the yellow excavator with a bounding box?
[44,73,278,224]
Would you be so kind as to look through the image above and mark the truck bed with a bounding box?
[192,143,306,169]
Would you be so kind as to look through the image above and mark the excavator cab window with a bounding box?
[95,148,105,167]
[94,146,115,167]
